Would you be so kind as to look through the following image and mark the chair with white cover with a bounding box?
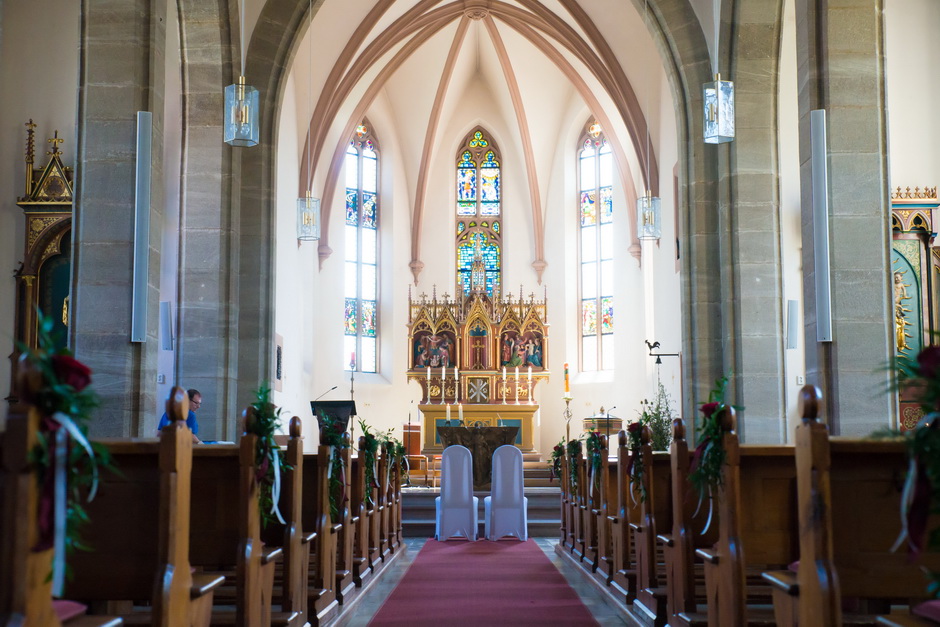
[484,444,528,541]
[434,445,478,541]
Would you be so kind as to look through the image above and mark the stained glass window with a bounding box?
[344,122,379,373]
[456,128,502,298]
[579,122,614,371]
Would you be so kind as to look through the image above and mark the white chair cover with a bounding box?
[434,445,478,540]
[484,445,528,541]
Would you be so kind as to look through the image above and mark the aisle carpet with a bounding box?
[368,539,599,626]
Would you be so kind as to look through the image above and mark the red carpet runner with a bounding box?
[369,540,599,626]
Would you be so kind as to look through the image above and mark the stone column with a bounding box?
[795,0,894,434]
[71,0,166,436]
[725,0,788,442]
[175,0,238,441]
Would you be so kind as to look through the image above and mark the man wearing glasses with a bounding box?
[157,388,203,444]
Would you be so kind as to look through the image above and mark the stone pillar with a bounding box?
[175,0,238,441]
[725,0,787,442]
[71,0,166,436]
[796,0,894,434]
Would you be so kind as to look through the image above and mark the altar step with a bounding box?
[400,486,562,538]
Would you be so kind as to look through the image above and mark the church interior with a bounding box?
[3,0,940,625]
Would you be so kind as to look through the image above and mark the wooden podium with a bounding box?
[419,403,538,455]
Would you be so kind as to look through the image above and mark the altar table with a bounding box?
[437,426,519,489]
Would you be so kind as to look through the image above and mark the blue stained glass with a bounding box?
[493,221,500,233]
[457,201,475,215]
[361,300,377,337]
[481,168,499,202]
[469,131,488,148]
[346,189,358,226]
[458,168,476,202]
[482,151,500,167]
[457,237,501,298]
[457,221,465,233]
[344,298,358,335]
[458,151,474,167]
[362,192,377,228]
[601,296,614,334]
[581,191,597,226]
[600,186,613,224]
[481,202,500,216]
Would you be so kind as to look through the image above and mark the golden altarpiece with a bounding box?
[891,186,940,430]
[407,285,549,457]
[5,121,74,405]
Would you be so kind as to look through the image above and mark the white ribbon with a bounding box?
[326,445,334,478]
[51,427,67,597]
[891,457,918,552]
[53,411,99,501]
[700,488,715,535]
[270,449,285,525]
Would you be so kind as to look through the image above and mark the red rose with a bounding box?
[918,346,940,379]
[700,402,720,418]
[627,422,642,433]
[51,354,92,391]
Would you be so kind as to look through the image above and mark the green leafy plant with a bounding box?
[548,437,566,482]
[19,311,116,588]
[637,380,677,451]
[247,386,289,529]
[584,430,605,490]
[358,419,382,507]
[567,439,582,491]
[626,422,648,502]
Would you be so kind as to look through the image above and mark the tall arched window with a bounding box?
[344,123,379,373]
[455,128,501,299]
[579,122,614,371]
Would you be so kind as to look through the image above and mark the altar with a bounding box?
[418,403,539,455]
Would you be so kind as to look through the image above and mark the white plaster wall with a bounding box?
[0,0,80,427]
[778,0,806,440]
[885,0,940,188]
[156,0,184,421]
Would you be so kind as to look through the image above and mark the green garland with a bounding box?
[247,386,288,529]
[567,439,582,492]
[548,437,566,482]
[316,409,349,521]
[585,430,605,490]
[358,419,381,507]
[20,312,115,585]
[626,422,648,502]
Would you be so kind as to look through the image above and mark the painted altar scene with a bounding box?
[891,186,940,430]
[406,286,549,456]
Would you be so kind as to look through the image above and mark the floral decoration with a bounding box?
[584,429,605,490]
[566,439,582,492]
[688,374,736,503]
[626,421,648,502]
[548,437,566,482]
[316,409,349,521]
[246,386,288,528]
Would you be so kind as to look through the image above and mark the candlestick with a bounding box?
[515,367,519,404]
[564,397,572,443]
[502,367,507,401]
[426,366,431,404]
[454,367,459,403]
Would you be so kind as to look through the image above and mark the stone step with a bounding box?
[401,486,562,538]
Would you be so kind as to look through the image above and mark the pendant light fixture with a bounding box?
[224,0,259,147]
[297,0,320,241]
[637,0,662,241]
[703,0,735,143]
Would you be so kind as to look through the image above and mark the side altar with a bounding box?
[406,287,549,457]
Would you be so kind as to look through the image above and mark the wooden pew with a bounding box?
[594,436,616,586]
[630,426,674,627]
[694,407,797,626]
[559,449,571,548]
[657,419,717,627]
[263,417,314,623]
[608,430,638,604]
[377,442,392,562]
[350,444,372,588]
[64,388,224,625]
[388,444,403,551]
[367,445,385,574]
[0,403,121,627]
[586,435,610,577]
[188,409,296,626]
[569,441,586,558]
[301,439,339,624]
[581,445,600,570]
[763,385,940,626]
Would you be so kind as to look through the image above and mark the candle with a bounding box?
[454,366,458,379]
[446,403,451,421]
[458,403,463,422]
[502,366,506,380]
[564,362,570,393]
[515,366,519,379]
[350,351,356,369]
[527,365,532,381]
[427,366,431,380]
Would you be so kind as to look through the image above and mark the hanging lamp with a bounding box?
[703,0,734,143]
[224,0,259,147]
[637,0,661,241]
[296,0,320,240]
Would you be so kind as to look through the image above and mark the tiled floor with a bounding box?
[336,537,629,626]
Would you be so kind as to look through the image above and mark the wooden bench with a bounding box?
[609,430,638,604]
[695,407,798,626]
[350,445,372,588]
[0,402,121,627]
[64,387,224,625]
[300,440,340,624]
[764,385,940,626]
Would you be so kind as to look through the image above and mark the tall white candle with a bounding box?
[527,365,532,381]
[446,403,451,421]
[458,403,463,422]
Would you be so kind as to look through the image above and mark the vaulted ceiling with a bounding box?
[277,0,671,274]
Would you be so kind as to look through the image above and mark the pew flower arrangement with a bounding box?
[585,429,605,490]
[548,437,565,482]
[688,374,740,529]
[626,422,648,502]
[358,419,382,507]
[887,345,940,594]
[316,409,349,521]
[567,439,582,491]
[18,312,114,594]
[247,386,288,528]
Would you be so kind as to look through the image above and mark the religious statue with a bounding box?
[894,270,913,352]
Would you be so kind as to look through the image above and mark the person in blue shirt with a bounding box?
[157,388,202,444]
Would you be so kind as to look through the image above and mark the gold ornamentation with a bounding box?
[28,217,59,250]
[893,186,938,201]
[903,405,925,430]
[62,295,69,327]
